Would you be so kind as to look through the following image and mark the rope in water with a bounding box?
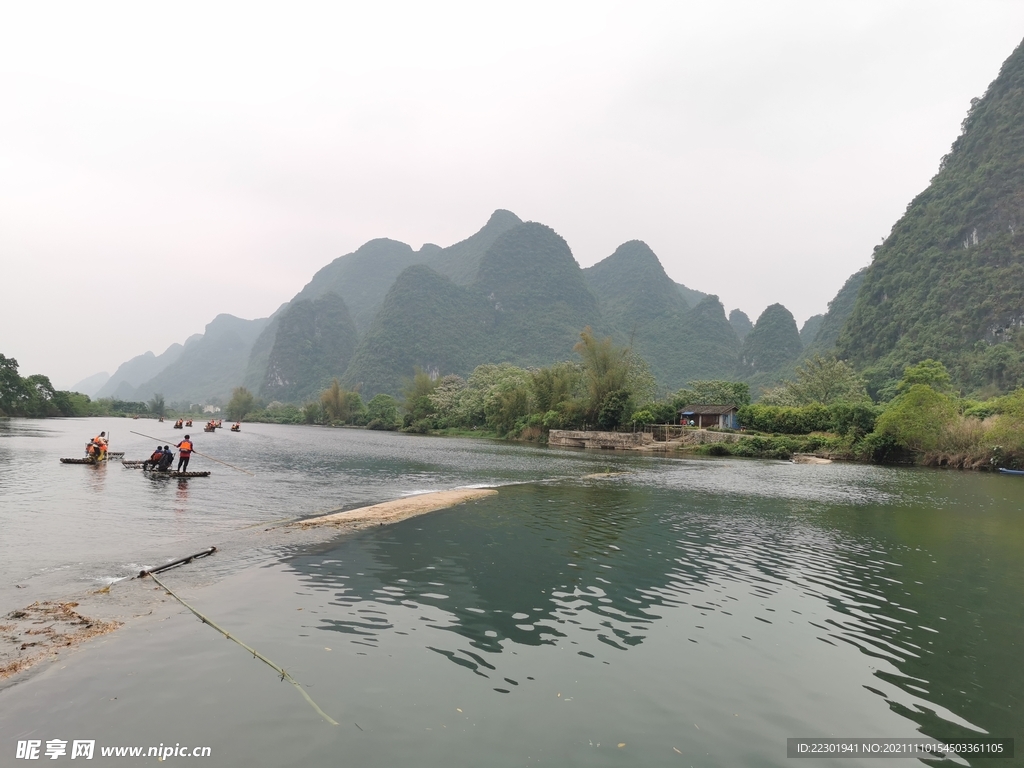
[145,570,338,725]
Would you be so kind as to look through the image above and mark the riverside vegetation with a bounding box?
[211,333,1024,471]
[10,332,1024,469]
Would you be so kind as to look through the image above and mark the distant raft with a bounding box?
[143,469,211,478]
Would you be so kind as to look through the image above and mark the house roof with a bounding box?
[679,404,738,415]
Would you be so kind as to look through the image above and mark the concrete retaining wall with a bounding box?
[548,430,654,450]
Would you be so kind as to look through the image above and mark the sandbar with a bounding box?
[293,488,498,529]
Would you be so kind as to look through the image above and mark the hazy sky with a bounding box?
[4,2,1024,388]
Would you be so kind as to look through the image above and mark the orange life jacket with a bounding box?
[179,440,193,454]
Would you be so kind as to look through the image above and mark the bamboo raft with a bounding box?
[144,469,211,478]
[60,457,102,464]
[121,460,146,467]
[107,451,124,458]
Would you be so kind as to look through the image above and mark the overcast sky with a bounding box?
[3,2,1024,388]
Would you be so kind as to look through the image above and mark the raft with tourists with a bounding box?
[62,431,113,464]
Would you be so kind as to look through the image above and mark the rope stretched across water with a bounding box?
[145,570,338,725]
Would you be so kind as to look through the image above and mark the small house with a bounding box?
[679,404,739,430]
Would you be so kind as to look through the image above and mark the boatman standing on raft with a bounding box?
[176,434,194,472]
[90,431,108,459]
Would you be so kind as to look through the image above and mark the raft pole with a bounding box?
[138,548,337,726]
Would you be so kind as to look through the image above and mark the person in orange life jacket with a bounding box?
[176,435,194,472]
[156,445,174,472]
[92,431,108,457]
[143,445,164,470]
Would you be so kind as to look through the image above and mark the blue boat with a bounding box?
[998,467,1024,475]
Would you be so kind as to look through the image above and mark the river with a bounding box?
[1,417,1021,766]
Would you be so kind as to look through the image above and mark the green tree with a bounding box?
[148,393,166,419]
[574,327,629,423]
[784,355,867,405]
[530,362,583,414]
[427,375,467,428]
[624,351,657,407]
[630,409,656,426]
[226,387,255,421]
[366,394,400,430]
[402,368,438,423]
[898,359,953,394]
[319,379,364,424]
[302,401,324,424]
[483,376,534,435]
[872,384,958,453]
[674,380,751,408]
[597,389,631,429]
[23,374,58,417]
[0,354,28,415]
[455,364,531,427]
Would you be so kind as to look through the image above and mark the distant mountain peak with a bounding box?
[729,309,753,342]
[604,240,665,271]
[486,209,522,228]
[739,303,802,380]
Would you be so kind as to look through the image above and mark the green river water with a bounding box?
[0,419,1021,766]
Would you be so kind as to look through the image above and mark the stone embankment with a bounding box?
[547,430,653,450]
[548,428,741,452]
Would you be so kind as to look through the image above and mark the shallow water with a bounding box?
[1,418,1022,766]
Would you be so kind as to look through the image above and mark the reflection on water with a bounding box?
[174,478,190,513]
[286,478,1024,757]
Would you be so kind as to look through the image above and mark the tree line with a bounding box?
[0,354,90,417]
[14,332,1024,470]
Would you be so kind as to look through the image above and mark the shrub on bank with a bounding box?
[692,433,850,460]
[737,402,878,436]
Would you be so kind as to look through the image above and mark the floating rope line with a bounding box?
[144,569,338,725]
